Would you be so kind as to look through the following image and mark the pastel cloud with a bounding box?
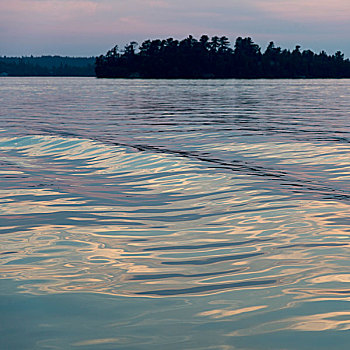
[2,0,98,17]
[256,0,350,22]
[2,0,99,30]
[1,0,349,56]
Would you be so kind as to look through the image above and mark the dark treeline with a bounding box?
[0,56,95,76]
[95,35,350,79]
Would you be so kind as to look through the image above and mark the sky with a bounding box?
[1,0,350,57]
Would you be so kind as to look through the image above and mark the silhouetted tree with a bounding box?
[94,35,350,79]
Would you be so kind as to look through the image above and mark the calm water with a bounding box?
[0,78,349,349]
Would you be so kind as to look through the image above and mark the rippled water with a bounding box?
[0,78,349,349]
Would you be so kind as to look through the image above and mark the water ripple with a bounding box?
[1,79,350,349]
[0,132,349,302]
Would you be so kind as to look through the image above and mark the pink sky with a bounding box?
[1,0,350,56]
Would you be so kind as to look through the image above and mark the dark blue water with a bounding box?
[0,78,349,349]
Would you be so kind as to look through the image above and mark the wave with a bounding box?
[0,132,349,302]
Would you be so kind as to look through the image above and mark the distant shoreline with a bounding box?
[2,34,350,79]
[0,56,95,77]
[2,76,350,80]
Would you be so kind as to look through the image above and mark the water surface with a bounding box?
[0,78,349,349]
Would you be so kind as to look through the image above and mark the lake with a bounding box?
[0,77,349,349]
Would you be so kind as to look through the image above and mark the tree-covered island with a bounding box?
[95,35,350,79]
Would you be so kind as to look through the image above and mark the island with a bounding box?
[95,35,350,79]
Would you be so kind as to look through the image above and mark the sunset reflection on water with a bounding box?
[0,78,349,349]
[1,133,349,301]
